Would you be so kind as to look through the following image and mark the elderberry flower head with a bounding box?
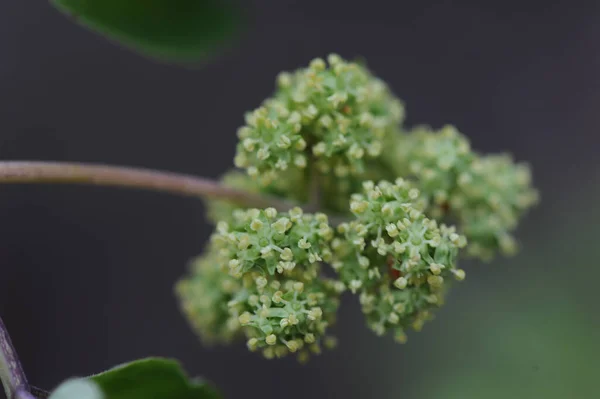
[234,54,404,185]
[177,54,539,361]
[332,179,467,338]
[232,269,343,361]
[393,125,538,260]
[212,207,333,278]
[453,153,539,260]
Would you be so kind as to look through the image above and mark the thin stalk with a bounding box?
[0,316,29,399]
[0,161,296,211]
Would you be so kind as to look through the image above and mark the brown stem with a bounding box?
[0,161,296,211]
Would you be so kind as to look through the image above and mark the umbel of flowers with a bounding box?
[176,54,539,361]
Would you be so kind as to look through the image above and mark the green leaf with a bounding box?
[48,357,221,399]
[51,0,243,63]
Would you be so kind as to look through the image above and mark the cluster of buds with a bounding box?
[211,207,334,277]
[233,101,310,186]
[177,207,343,360]
[234,54,404,186]
[177,54,538,361]
[331,180,467,339]
[392,125,539,260]
[233,270,343,362]
[176,242,343,361]
[454,154,539,259]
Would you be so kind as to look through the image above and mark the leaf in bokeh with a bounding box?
[48,357,221,399]
[51,0,243,63]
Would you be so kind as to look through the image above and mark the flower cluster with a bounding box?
[178,53,538,361]
[331,180,466,339]
[234,54,404,186]
[453,154,539,260]
[233,104,310,186]
[392,125,539,260]
[211,207,334,277]
[176,244,343,361]
[178,207,343,360]
[391,125,474,202]
[232,269,343,362]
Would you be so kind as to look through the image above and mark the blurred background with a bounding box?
[0,1,599,398]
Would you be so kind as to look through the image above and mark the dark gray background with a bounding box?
[0,1,598,398]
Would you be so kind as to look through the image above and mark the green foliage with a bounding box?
[51,0,242,62]
[177,54,539,361]
[48,357,220,399]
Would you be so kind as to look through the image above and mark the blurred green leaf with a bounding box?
[51,0,242,62]
[48,357,221,399]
